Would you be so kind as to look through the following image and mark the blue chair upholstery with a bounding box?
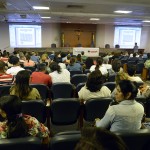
[71,74,87,87]
[84,97,113,122]
[0,136,41,150]
[115,129,150,150]
[22,100,46,123]
[50,98,80,125]
[51,83,74,99]
[0,85,11,97]
[103,82,116,92]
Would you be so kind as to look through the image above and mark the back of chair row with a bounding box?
[50,129,150,150]
[49,97,113,130]
[0,136,42,150]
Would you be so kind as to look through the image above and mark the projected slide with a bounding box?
[9,25,41,47]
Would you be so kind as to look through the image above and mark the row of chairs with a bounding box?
[50,129,150,150]
[1,128,150,150]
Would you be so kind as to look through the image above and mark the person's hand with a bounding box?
[94,118,100,127]
[139,84,149,93]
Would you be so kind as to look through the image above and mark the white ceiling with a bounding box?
[0,0,150,25]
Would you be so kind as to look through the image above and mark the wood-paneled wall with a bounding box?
[61,23,96,47]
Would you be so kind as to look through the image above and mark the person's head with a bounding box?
[14,70,32,99]
[115,71,129,85]
[95,57,103,71]
[67,55,71,60]
[86,70,104,92]
[112,59,122,72]
[0,95,28,138]
[37,63,47,72]
[76,54,82,62]
[115,80,138,102]
[9,56,19,65]
[70,57,76,66]
[26,55,31,62]
[85,57,94,69]
[0,60,6,72]
[127,65,136,76]
[133,53,136,57]
[49,61,61,74]
[135,42,137,46]
[75,127,128,150]
[81,51,84,55]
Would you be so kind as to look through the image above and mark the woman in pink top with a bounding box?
[24,55,35,67]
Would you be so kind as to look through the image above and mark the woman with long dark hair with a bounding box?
[10,70,41,100]
[0,95,49,143]
[78,70,111,101]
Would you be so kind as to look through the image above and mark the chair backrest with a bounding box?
[136,63,144,74]
[76,83,86,93]
[50,98,80,125]
[103,82,116,92]
[70,70,83,77]
[24,66,36,72]
[50,131,81,150]
[84,69,90,74]
[84,97,113,122]
[71,74,87,87]
[145,99,150,117]
[115,129,150,150]
[22,100,46,123]
[0,136,41,150]
[30,84,50,101]
[108,74,116,82]
[0,85,11,97]
[51,83,74,99]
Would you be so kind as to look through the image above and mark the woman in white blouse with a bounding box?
[78,70,111,102]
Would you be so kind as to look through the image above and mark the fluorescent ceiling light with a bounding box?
[33,6,49,10]
[90,18,100,21]
[114,10,132,14]
[142,20,150,23]
[41,17,51,19]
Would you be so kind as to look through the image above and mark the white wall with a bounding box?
[96,24,115,48]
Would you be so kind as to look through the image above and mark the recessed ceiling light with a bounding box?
[33,6,49,10]
[142,20,150,23]
[90,18,100,21]
[41,17,51,19]
[114,10,132,14]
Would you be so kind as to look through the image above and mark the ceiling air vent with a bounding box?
[133,19,143,22]
[20,14,27,19]
[67,5,84,9]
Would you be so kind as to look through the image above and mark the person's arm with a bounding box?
[95,106,115,129]
[25,115,50,144]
